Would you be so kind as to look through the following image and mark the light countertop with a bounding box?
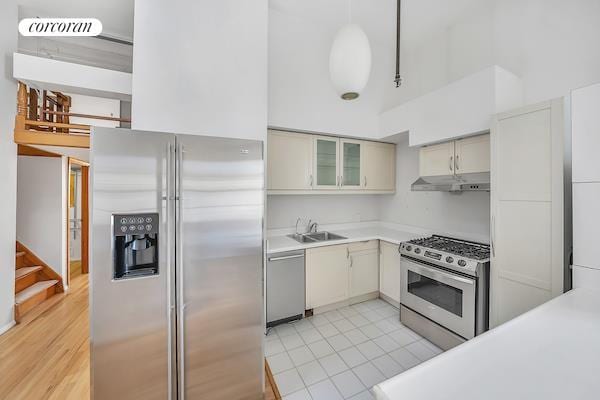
[373,287,600,400]
[266,223,426,254]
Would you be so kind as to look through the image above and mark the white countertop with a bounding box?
[266,223,426,254]
[373,287,600,400]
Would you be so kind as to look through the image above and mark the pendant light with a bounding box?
[329,0,372,100]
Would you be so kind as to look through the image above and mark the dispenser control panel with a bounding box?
[113,213,159,236]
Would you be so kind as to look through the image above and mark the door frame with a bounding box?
[66,157,90,286]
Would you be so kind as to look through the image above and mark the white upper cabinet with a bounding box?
[267,130,396,193]
[419,134,490,178]
[314,135,340,189]
[340,139,363,189]
[572,82,600,183]
[419,141,455,177]
[363,142,396,191]
[267,130,313,190]
[454,134,490,175]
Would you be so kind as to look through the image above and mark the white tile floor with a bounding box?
[266,298,443,400]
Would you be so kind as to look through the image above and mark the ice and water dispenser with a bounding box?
[113,213,159,279]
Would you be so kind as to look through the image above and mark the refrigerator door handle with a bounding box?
[176,141,185,399]
[166,141,177,400]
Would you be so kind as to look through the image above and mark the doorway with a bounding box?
[67,158,90,285]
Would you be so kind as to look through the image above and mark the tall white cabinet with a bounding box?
[490,99,566,328]
[572,82,600,289]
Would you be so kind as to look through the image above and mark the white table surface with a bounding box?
[373,287,600,400]
[266,226,424,254]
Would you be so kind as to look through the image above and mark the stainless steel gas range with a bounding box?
[399,235,490,350]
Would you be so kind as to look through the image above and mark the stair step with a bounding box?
[15,280,58,305]
[16,251,26,258]
[15,266,43,280]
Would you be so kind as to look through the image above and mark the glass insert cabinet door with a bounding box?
[314,137,339,188]
[341,140,362,188]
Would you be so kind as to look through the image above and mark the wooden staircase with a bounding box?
[14,242,64,323]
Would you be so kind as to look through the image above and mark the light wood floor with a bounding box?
[70,260,82,280]
[0,273,279,400]
[0,273,89,400]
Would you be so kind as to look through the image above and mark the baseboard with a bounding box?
[0,320,16,336]
[379,292,400,309]
[312,292,379,314]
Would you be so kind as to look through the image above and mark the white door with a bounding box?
[267,130,313,190]
[313,136,340,190]
[363,142,396,191]
[340,139,363,190]
[454,134,490,175]
[572,82,600,183]
[419,141,455,177]
[306,244,349,309]
[348,240,379,299]
[490,99,565,328]
[379,241,400,303]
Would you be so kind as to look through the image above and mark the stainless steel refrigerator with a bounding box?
[90,127,264,400]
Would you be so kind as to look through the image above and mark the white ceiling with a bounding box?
[18,0,135,40]
[269,0,492,47]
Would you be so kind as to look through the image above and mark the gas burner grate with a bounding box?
[408,235,490,261]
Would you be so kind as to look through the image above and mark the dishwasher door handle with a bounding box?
[268,254,305,262]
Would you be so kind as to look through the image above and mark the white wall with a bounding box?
[67,93,120,128]
[378,136,490,242]
[381,0,600,115]
[0,0,17,334]
[13,53,132,101]
[16,156,68,281]
[268,8,385,139]
[267,195,380,229]
[131,0,268,140]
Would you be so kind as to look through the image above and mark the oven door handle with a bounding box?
[405,260,475,286]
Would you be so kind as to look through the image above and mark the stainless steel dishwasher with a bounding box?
[266,249,305,327]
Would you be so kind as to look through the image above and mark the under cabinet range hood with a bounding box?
[411,172,490,192]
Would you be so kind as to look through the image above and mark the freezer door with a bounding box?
[176,134,264,400]
[91,127,176,400]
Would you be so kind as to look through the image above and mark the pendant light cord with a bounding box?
[394,0,403,87]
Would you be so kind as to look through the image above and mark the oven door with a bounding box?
[400,257,476,339]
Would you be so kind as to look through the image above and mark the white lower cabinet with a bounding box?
[305,240,379,310]
[305,244,349,309]
[379,241,401,303]
[348,241,379,299]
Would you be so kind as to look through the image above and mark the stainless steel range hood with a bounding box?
[411,172,490,192]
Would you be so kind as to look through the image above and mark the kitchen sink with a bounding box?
[287,231,347,243]
[286,233,318,243]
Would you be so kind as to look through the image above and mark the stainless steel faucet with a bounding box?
[296,218,318,235]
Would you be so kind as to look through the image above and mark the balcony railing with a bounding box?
[14,81,130,148]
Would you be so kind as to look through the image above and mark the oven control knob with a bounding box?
[414,248,421,254]
[405,245,412,252]
[446,256,454,263]
[458,259,467,267]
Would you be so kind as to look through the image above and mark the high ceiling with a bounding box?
[16,0,491,49]
[269,0,492,47]
[17,0,135,40]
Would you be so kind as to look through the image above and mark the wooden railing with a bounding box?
[14,81,131,148]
